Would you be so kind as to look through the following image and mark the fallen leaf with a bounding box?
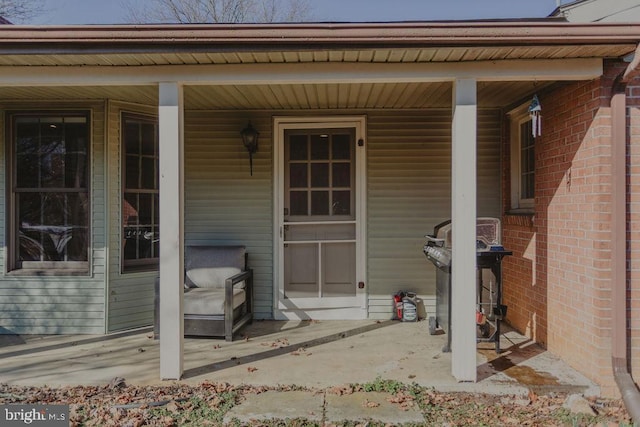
[291,347,308,356]
[363,399,380,408]
[328,385,354,396]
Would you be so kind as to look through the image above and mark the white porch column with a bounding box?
[159,82,185,380]
[451,78,478,382]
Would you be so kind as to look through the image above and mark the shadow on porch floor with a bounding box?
[0,320,598,396]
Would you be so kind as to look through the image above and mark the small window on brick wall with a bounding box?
[122,113,159,273]
[509,105,535,212]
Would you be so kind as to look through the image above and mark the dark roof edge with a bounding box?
[0,20,639,54]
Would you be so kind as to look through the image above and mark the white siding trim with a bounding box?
[272,115,367,320]
[0,59,603,86]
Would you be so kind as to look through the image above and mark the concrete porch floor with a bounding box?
[0,320,598,396]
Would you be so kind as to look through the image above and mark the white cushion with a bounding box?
[183,287,246,316]
[186,267,242,289]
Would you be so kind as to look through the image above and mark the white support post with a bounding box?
[451,78,478,382]
[159,82,184,380]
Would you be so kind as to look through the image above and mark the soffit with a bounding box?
[0,80,546,109]
[0,45,633,67]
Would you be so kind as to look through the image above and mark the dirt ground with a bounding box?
[0,379,632,426]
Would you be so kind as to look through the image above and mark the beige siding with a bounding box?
[366,109,502,320]
[0,102,107,334]
[106,101,158,332]
[180,108,501,321]
[184,111,274,318]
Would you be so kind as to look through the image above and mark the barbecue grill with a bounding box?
[423,218,512,352]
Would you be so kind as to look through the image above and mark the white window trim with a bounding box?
[509,104,534,212]
[7,110,92,275]
[120,111,160,274]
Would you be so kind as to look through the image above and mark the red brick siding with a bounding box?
[502,60,638,396]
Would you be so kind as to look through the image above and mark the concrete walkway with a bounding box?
[224,390,425,425]
[0,320,600,424]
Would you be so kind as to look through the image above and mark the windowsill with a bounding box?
[506,208,534,216]
[7,269,89,277]
[122,264,159,274]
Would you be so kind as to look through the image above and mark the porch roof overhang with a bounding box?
[0,20,638,110]
[0,20,637,64]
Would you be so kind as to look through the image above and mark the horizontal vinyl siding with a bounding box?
[106,101,158,332]
[184,111,273,319]
[0,102,107,335]
[477,109,502,218]
[366,109,501,320]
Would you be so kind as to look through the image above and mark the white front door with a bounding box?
[274,117,367,320]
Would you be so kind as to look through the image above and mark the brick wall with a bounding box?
[502,60,638,396]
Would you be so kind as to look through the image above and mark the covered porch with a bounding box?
[0,320,598,396]
[0,22,636,386]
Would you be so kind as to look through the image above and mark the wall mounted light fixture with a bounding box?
[240,121,259,176]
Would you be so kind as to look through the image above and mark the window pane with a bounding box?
[141,157,156,189]
[311,163,329,187]
[40,152,65,188]
[152,226,159,258]
[311,191,329,215]
[290,191,308,216]
[65,153,87,188]
[124,193,139,225]
[18,193,43,261]
[122,115,159,269]
[16,154,39,188]
[125,122,140,155]
[64,194,89,261]
[16,122,39,154]
[138,194,153,225]
[311,134,329,160]
[332,163,350,187]
[65,122,88,154]
[125,155,140,189]
[332,191,351,216]
[12,113,90,270]
[289,163,308,188]
[19,192,88,262]
[153,194,159,224]
[289,135,307,160]
[332,134,351,160]
[141,123,156,155]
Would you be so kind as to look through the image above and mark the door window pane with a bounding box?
[289,135,308,160]
[332,163,350,187]
[311,134,329,160]
[290,163,308,188]
[311,163,329,187]
[290,191,308,215]
[332,134,351,160]
[311,191,329,215]
[332,191,351,215]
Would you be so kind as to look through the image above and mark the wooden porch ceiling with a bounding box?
[0,80,547,110]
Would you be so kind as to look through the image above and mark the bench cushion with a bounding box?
[186,266,242,289]
[183,287,246,316]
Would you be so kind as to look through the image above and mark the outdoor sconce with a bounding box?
[240,121,259,176]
